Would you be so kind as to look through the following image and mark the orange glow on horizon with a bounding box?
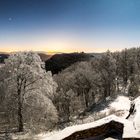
[0,46,124,54]
[0,38,127,54]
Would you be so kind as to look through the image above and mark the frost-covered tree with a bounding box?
[54,61,104,121]
[97,51,116,97]
[2,52,58,132]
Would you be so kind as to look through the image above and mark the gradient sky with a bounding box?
[1,0,140,53]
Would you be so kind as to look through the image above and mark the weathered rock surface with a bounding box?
[63,120,123,140]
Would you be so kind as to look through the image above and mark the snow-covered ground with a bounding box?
[102,96,130,117]
[11,95,140,140]
[134,96,140,131]
[83,96,131,123]
[39,115,140,140]
[36,96,140,140]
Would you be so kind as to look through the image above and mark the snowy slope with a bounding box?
[102,96,130,117]
[30,96,140,140]
[40,115,140,140]
[133,96,140,131]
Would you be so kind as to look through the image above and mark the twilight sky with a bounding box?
[0,0,140,53]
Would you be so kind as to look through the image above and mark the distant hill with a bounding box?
[0,52,51,63]
[0,52,102,70]
[89,52,104,58]
[38,53,51,61]
[0,53,9,63]
[45,52,93,74]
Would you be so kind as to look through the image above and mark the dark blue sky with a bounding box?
[0,0,140,52]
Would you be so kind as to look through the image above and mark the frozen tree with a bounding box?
[54,61,104,121]
[97,51,116,97]
[2,52,58,132]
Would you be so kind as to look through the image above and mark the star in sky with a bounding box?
[8,17,12,21]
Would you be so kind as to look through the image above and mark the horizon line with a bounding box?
[0,46,138,55]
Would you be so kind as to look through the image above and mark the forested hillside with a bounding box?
[45,52,93,74]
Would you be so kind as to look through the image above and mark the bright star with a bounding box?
[8,17,12,21]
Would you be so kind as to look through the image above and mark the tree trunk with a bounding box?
[17,89,23,132]
[104,87,107,98]
[108,81,111,96]
[126,101,135,119]
[84,91,89,108]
